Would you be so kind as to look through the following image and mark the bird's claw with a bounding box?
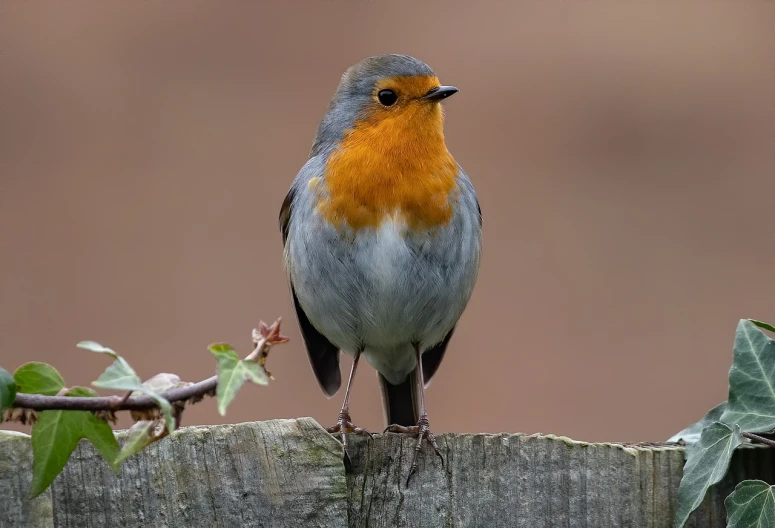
[326,411,372,454]
[384,414,444,485]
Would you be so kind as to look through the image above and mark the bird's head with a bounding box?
[311,55,458,157]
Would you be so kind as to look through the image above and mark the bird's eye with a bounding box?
[377,89,398,106]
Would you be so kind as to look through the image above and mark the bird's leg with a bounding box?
[384,345,444,485]
[326,350,372,453]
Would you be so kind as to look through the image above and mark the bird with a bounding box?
[279,54,481,481]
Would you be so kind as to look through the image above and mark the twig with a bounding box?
[10,319,288,414]
[13,376,219,412]
[743,432,775,448]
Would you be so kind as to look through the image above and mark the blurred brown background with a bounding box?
[1,1,772,443]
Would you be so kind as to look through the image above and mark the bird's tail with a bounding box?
[378,370,419,427]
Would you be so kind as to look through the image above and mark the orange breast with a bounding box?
[316,77,459,232]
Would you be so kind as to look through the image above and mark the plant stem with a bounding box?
[13,375,218,411]
[10,319,287,414]
[743,432,775,448]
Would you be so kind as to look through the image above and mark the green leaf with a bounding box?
[66,386,98,398]
[210,343,267,416]
[0,367,17,422]
[92,356,143,392]
[667,402,727,445]
[76,340,118,357]
[115,420,165,465]
[674,422,744,528]
[720,320,775,432]
[748,319,775,333]
[89,351,175,433]
[725,480,775,527]
[29,387,120,498]
[141,373,187,394]
[63,387,120,471]
[142,393,174,432]
[30,411,78,497]
[14,362,65,396]
[209,343,235,354]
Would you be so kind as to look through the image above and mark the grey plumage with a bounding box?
[284,158,480,384]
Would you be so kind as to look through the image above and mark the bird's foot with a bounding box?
[384,414,444,485]
[326,411,372,454]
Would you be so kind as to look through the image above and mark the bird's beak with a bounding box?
[422,86,459,102]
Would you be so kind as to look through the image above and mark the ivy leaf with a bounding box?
[63,386,98,398]
[748,319,775,333]
[720,320,775,432]
[84,344,175,433]
[92,356,143,392]
[210,343,267,416]
[13,362,65,396]
[115,420,167,465]
[0,367,16,422]
[725,480,775,527]
[141,373,188,394]
[674,422,744,528]
[29,386,120,498]
[667,401,727,445]
[64,387,120,470]
[30,411,78,498]
[76,340,118,356]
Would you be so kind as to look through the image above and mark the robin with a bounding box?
[279,54,481,481]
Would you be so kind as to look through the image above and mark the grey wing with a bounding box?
[290,285,341,396]
[457,165,482,228]
[422,326,456,385]
[419,168,480,383]
[279,180,342,397]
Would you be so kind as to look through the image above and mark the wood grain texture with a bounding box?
[0,431,54,528]
[2,419,774,527]
[1,418,347,528]
[345,433,774,527]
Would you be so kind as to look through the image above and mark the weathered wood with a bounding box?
[345,433,774,527]
[2,418,773,527]
[1,418,347,528]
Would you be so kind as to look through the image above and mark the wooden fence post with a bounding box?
[2,418,773,527]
